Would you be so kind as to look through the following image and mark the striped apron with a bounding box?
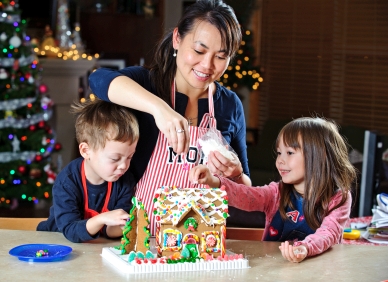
[135,82,218,235]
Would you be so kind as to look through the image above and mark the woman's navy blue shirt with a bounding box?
[88,66,250,183]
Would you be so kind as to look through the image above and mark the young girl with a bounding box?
[190,117,357,263]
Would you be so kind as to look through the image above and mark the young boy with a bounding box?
[37,98,139,243]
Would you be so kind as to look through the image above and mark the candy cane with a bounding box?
[220,225,226,257]
[155,224,160,254]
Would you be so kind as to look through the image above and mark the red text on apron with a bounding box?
[135,82,220,235]
[81,160,112,219]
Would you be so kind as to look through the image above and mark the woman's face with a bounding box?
[173,21,230,94]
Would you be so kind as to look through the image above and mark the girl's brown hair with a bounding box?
[148,0,242,106]
[276,117,356,230]
[71,98,139,150]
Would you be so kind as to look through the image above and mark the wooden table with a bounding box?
[1,229,387,281]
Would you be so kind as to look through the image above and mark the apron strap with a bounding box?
[171,79,216,128]
[81,160,112,215]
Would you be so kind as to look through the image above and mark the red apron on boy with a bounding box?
[81,161,112,219]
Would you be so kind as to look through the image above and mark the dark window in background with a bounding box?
[19,0,54,29]
[18,0,79,39]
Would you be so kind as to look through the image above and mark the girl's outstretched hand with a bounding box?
[189,164,220,187]
[206,151,251,185]
[207,151,242,179]
[279,241,308,263]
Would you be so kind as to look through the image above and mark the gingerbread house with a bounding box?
[153,186,229,258]
[119,197,151,254]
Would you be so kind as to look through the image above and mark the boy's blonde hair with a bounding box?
[71,98,139,150]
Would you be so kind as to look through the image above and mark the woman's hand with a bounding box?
[189,164,220,187]
[152,102,190,155]
[107,76,190,155]
[279,241,308,263]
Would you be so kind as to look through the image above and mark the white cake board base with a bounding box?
[101,247,250,274]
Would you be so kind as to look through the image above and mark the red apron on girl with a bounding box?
[135,82,219,234]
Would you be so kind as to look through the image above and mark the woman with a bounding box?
[89,0,252,233]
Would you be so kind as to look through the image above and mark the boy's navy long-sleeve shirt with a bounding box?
[37,157,135,243]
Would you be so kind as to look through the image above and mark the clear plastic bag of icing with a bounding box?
[197,127,237,163]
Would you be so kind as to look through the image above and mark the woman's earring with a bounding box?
[173,49,177,57]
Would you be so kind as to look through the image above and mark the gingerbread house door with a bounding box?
[182,234,200,258]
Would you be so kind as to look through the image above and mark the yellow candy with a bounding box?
[343,229,361,240]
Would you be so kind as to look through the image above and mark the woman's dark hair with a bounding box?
[148,0,242,105]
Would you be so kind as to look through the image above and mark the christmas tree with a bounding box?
[219,1,263,91]
[218,28,263,91]
[0,0,60,208]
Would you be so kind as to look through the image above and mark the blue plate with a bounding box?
[9,244,72,262]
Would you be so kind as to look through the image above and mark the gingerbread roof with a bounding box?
[153,186,229,226]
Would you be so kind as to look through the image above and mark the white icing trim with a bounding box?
[101,247,250,274]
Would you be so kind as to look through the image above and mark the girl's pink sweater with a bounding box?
[220,178,352,257]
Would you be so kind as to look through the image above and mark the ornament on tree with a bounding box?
[13,59,19,71]
[29,168,42,179]
[39,84,48,94]
[0,68,8,79]
[9,34,22,48]
[0,32,7,41]
[44,164,57,184]
[18,165,27,174]
[41,96,53,109]
[4,3,14,11]
[38,121,45,128]
[5,110,14,119]
[12,136,20,153]
[54,143,62,151]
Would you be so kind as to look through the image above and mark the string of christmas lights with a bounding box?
[31,0,99,61]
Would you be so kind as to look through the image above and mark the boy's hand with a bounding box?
[189,164,221,187]
[99,209,129,226]
[86,209,129,236]
[279,241,308,263]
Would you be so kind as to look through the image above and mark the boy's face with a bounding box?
[83,139,137,185]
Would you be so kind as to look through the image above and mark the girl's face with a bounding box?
[173,21,230,94]
[82,139,137,185]
[276,137,305,194]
